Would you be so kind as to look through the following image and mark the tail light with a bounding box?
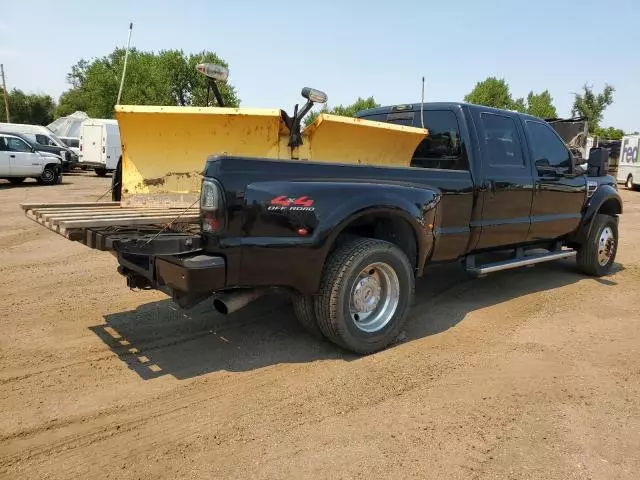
[200,179,225,233]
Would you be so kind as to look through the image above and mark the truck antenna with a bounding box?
[116,22,134,105]
[420,76,425,129]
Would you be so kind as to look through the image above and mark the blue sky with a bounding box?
[1,0,638,131]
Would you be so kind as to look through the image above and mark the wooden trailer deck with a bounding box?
[20,202,200,251]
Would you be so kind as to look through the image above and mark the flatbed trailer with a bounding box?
[20,202,199,251]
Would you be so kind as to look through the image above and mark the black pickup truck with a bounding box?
[112,99,622,354]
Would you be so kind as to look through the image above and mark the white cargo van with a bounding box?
[616,135,640,189]
[78,119,121,176]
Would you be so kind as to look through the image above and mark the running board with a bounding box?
[465,249,577,276]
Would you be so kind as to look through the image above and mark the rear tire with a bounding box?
[291,292,324,339]
[95,168,108,177]
[576,214,618,277]
[37,165,61,186]
[314,237,414,354]
[9,177,25,185]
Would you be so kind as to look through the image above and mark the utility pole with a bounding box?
[1,64,9,122]
[116,22,134,105]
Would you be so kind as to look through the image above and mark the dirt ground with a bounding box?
[1,173,639,480]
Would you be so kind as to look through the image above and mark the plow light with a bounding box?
[196,63,229,82]
[301,87,328,104]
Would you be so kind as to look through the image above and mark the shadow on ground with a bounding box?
[92,258,624,381]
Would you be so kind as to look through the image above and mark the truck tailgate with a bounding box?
[20,202,199,250]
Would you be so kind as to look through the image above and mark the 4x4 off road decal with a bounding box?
[268,196,315,212]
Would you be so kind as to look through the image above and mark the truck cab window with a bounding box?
[480,113,524,167]
[357,110,468,170]
[525,121,572,173]
[6,137,32,152]
[410,111,467,170]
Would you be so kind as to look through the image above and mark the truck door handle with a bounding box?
[9,154,15,158]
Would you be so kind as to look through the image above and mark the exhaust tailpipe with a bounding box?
[213,288,269,315]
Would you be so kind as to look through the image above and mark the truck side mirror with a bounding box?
[587,147,610,177]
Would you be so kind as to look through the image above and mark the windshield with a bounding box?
[47,131,67,148]
[61,137,80,148]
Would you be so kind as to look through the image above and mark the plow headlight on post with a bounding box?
[301,87,328,104]
[196,63,229,82]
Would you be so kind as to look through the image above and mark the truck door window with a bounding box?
[6,137,32,152]
[410,111,467,170]
[480,113,524,167]
[525,121,572,173]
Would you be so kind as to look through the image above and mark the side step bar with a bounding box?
[465,249,577,276]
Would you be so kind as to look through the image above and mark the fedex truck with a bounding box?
[617,135,640,190]
[78,119,121,176]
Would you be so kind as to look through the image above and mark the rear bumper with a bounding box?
[112,234,226,305]
[156,254,226,292]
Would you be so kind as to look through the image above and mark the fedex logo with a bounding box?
[621,140,639,164]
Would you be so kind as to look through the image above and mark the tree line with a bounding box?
[0,48,630,140]
[1,47,239,125]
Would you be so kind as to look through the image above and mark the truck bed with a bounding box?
[20,202,199,251]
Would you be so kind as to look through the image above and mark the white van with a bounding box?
[78,119,121,176]
[616,135,640,189]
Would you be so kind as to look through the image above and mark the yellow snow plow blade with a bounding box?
[301,114,427,166]
[115,105,288,207]
[114,106,428,207]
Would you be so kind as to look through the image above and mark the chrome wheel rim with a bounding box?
[42,169,54,182]
[598,226,615,266]
[349,262,400,333]
[627,176,633,189]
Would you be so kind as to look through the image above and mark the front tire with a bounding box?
[37,165,61,186]
[626,175,635,190]
[95,168,108,177]
[315,237,414,354]
[112,159,122,202]
[576,214,618,276]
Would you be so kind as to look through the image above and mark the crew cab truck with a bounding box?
[1,132,63,185]
[21,92,622,355]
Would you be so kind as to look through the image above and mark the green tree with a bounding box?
[464,77,558,118]
[304,96,379,127]
[56,48,240,119]
[594,126,624,140]
[571,83,615,133]
[464,77,516,110]
[525,90,557,119]
[1,88,55,125]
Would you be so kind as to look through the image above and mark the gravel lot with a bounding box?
[1,173,639,480]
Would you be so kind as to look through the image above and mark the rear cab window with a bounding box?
[358,109,469,171]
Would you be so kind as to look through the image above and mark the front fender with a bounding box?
[576,184,622,241]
